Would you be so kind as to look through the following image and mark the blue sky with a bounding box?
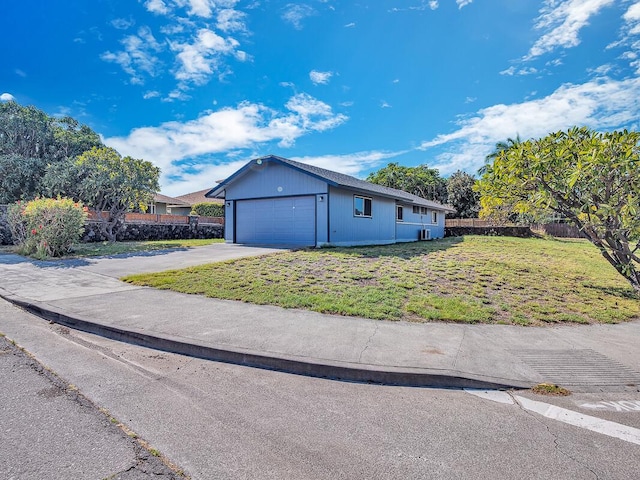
[3,0,640,196]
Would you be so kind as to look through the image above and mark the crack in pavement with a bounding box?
[509,392,600,480]
[358,323,379,363]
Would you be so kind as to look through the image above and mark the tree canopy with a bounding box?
[366,162,447,202]
[74,147,160,242]
[446,170,480,218]
[477,127,640,293]
[0,101,103,202]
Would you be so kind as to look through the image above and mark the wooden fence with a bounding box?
[87,211,224,225]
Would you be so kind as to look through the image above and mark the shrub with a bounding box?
[191,202,224,217]
[8,197,87,258]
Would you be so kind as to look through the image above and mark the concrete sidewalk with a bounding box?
[1,244,639,392]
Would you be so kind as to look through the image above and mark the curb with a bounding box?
[1,293,531,391]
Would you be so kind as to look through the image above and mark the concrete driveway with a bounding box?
[0,243,285,279]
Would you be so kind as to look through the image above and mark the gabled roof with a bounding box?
[175,188,224,206]
[153,193,190,208]
[206,155,456,213]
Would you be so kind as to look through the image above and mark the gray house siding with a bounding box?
[395,204,445,241]
[224,161,328,200]
[323,187,396,247]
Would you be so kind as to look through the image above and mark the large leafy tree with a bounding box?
[74,147,160,242]
[0,101,102,202]
[446,171,480,218]
[477,127,640,293]
[367,162,447,202]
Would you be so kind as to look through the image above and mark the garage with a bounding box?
[235,196,316,246]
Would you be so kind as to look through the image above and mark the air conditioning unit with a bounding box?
[419,229,431,241]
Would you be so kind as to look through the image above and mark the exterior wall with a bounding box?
[395,204,446,242]
[224,200,234,242]
[315,194,329,244]
[224,161,328,201]
[154,202,168,215]
[167,206,192,216]
[323,187,396,246]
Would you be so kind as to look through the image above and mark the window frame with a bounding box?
[431,211,438,224]
[396,206,404,221]
[353,195,372,218]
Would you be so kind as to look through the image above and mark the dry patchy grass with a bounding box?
[123,236,640,325]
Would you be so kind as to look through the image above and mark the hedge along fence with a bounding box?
[445,226,534,238]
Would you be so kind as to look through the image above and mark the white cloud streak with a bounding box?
[290,150,409,178]
[282,4,316,29]
[101,26,163,84]
[457,0,473,9]
[420,76,640,174]
[525,0,615,61]
[104,94,347,191]
[0,93,16,102]
[309,70,333,85]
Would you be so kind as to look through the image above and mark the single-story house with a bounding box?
[150,193,192,216]
[206,155,455,247]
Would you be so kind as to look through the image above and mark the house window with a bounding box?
[397,206,403,221]
[354,195,372,217]
[412,206,420,214]
[432,211,438,224]
[421,207,428,215]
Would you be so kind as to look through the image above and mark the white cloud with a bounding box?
[145,0,170,15]
[457,0,473,8]
[143,90,161,99]
[429,1,439,10]
[0,93,16,102]
[344,22,356,27]
[290,150,409,178]
[101,26,163,84]
[282,4,316,29]
[15,69,26,77]
[309,70,333,85]
[525,0,615,61]
[216,8,247,33]
[380,100,392,108]
[171,28,242,85]
[613,1,640,74]
[500,66,539,76]
[104,94,347,190]
[419,76,640,175]
[111,18,135,30]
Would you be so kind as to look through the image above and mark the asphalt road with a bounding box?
[0,335,182,479]
[2,300,639,480]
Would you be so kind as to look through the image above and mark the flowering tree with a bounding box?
[477,127,640,293]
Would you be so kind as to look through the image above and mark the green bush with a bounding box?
[8,198,87,258]
[190,202,224,217]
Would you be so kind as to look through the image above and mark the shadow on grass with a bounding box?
[582,283,640,300]
[318,236,464,260]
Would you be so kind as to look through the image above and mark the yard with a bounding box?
[122,236,640,326]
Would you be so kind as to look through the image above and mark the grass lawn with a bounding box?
[122,236,640,326]
[0,238,224,258]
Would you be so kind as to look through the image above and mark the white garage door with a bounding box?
[236,196,316,246]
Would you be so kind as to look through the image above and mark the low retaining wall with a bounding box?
[445,226,533,238]
[83,221,223,242]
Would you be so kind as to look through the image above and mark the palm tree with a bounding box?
[478,134,522,176]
